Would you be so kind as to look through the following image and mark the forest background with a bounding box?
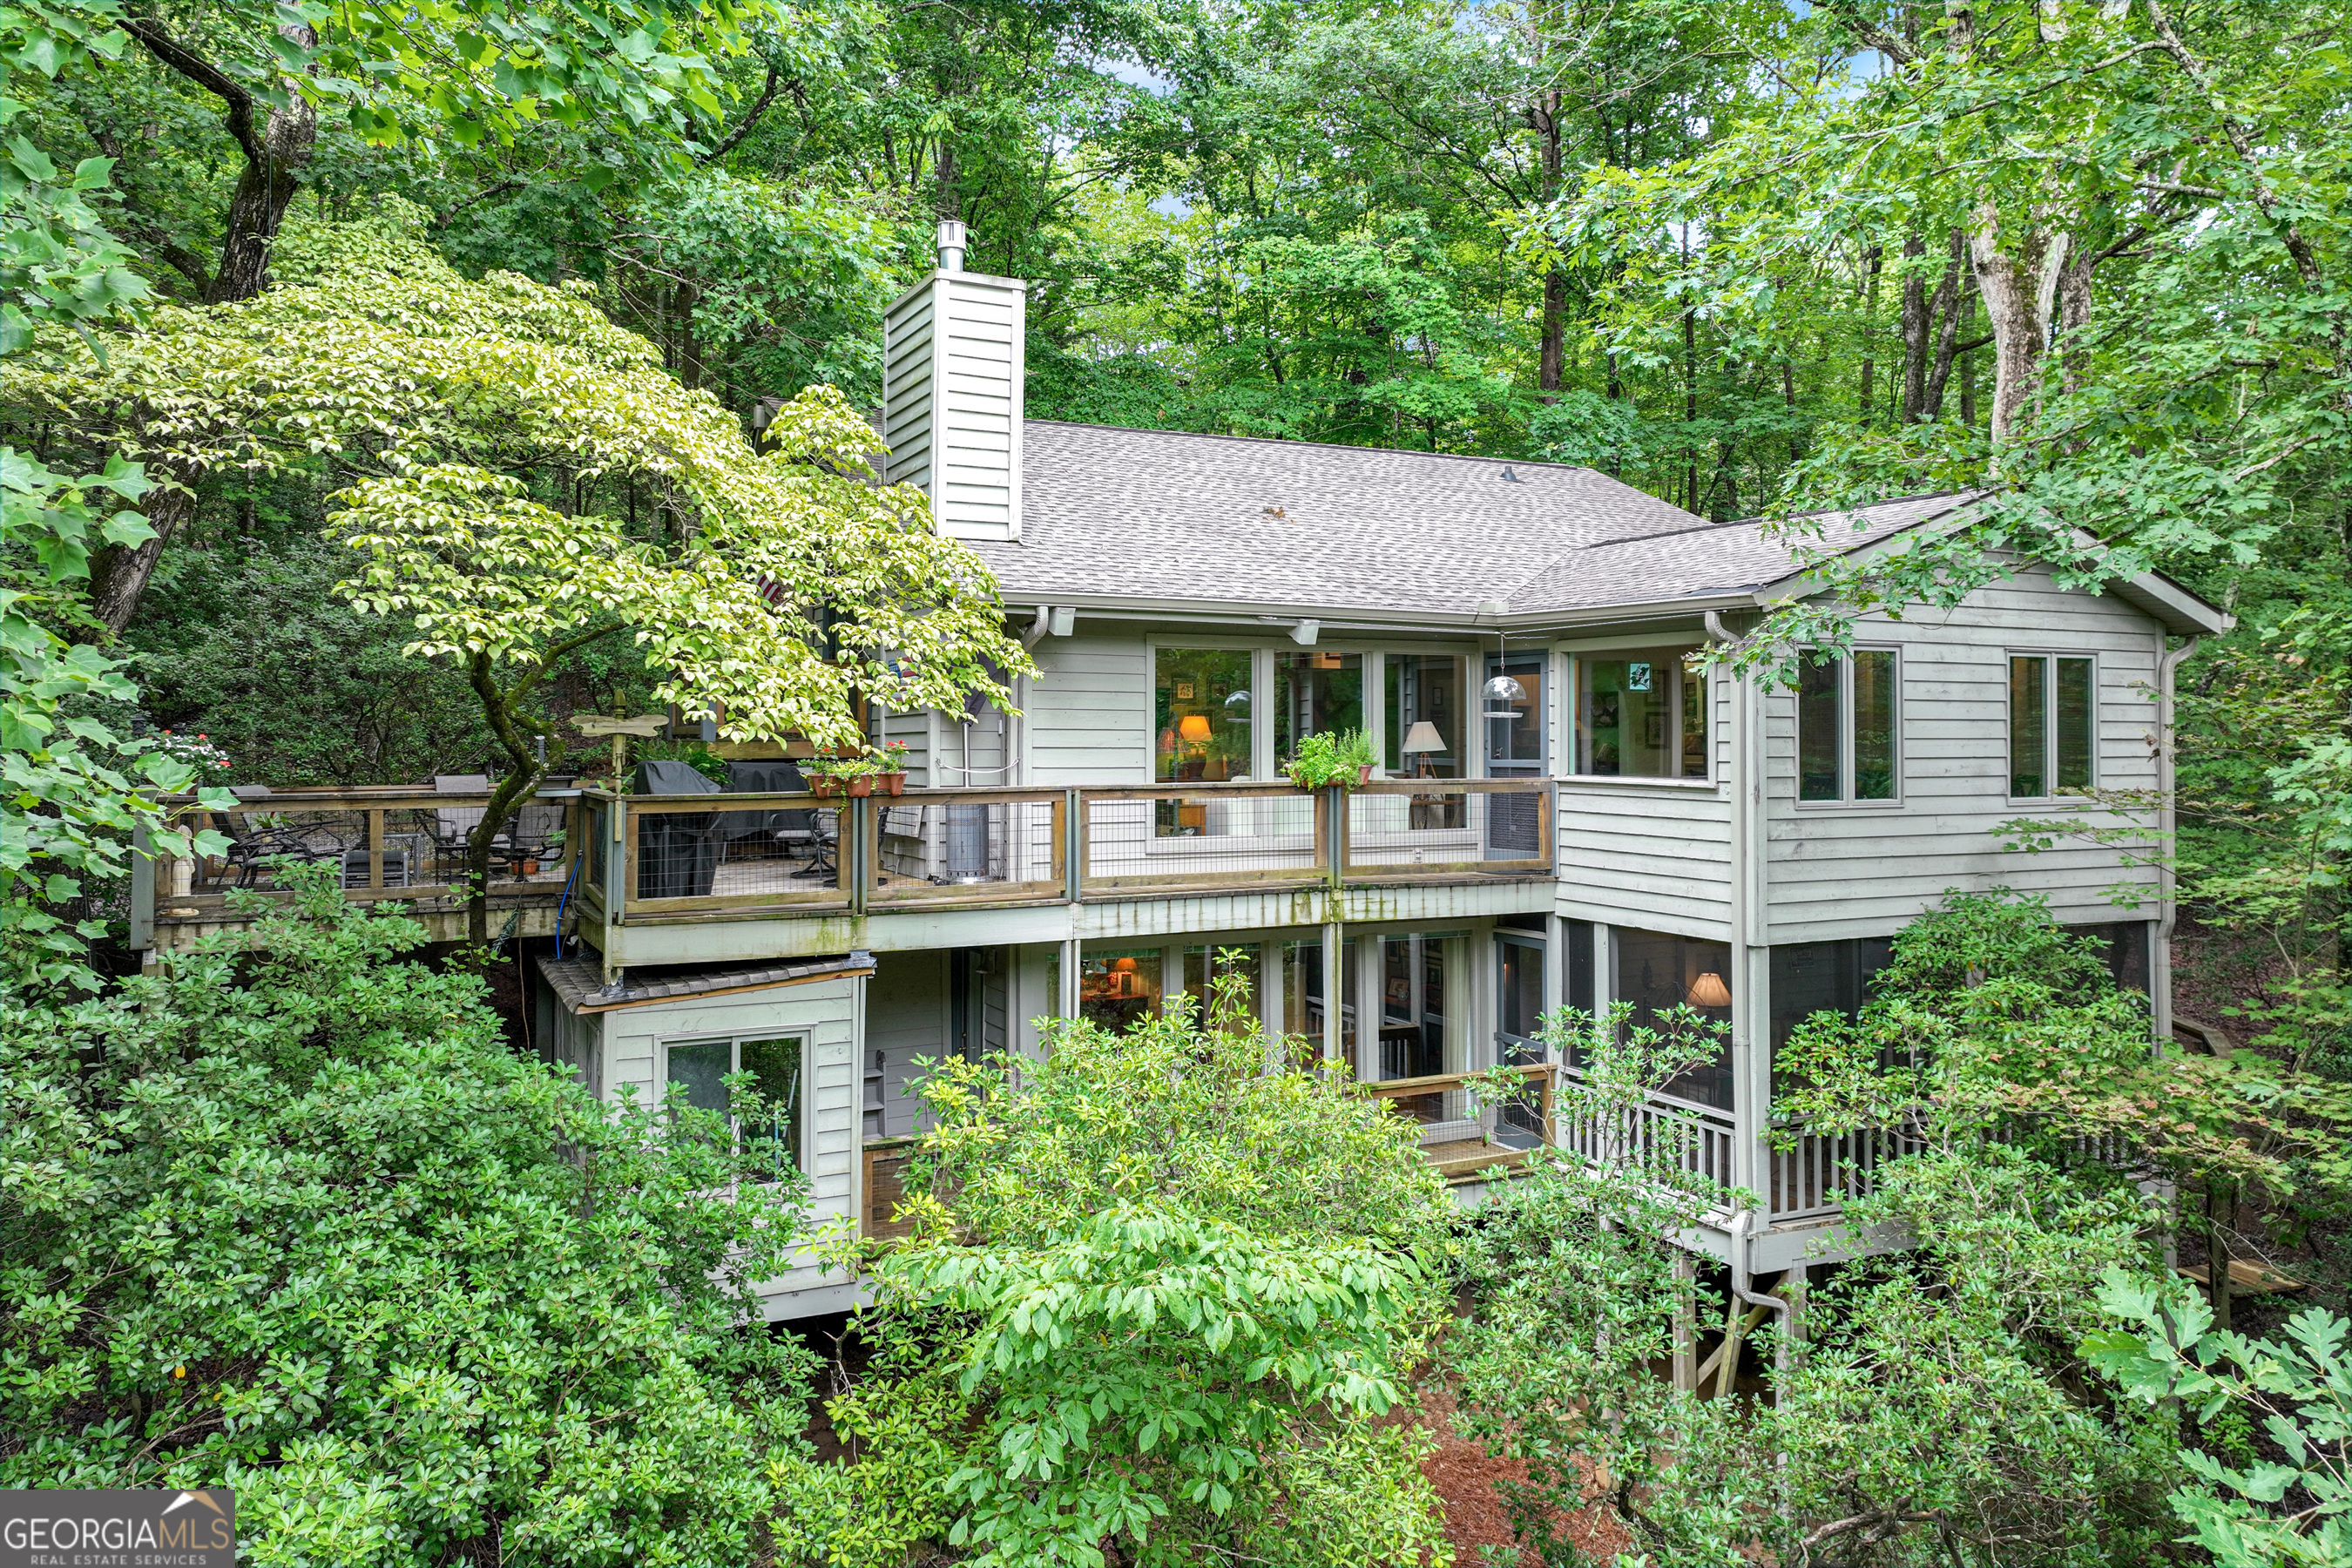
[10,0,2337,1068]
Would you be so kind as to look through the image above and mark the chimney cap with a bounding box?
[936,220,968,273]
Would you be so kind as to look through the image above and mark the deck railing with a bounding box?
[1555,1089,1740,1195]
[1360,1063,1555,1181]
[152,787,564,909]
[1078,782,1328,896]
[1342,779,1553,882]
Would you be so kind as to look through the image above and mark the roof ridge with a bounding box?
[1025,419,1614,479]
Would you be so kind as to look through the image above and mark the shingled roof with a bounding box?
[965,422,1960,622]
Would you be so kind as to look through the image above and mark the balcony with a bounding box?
[584,778,1555,924]
[139,779,1556,952]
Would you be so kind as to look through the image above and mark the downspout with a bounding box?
[1011,607,1055,788]
[2153,635,2201,1051]
[1707,612,1792,1382]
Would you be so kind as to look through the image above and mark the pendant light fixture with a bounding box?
[1481,599,1524,719]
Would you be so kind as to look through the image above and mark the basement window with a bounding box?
[664,1033,805,1176]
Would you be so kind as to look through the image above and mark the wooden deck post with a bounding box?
[1321,921,1342,1064]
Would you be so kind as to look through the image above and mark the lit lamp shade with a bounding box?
[1177,713,1213,743]
[1399,720,1445,754]
[1112,956,1138,973]
[1687,972,1732,1009]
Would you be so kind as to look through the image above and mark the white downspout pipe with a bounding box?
[1707,612,1791,1385]
[2153,635,2200,1051]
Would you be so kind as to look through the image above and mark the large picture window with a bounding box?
[1156,648,1253,782]
[664,1033,804,1175]
[1383,654,1462,777]
[1796,649,1898,802]
[1275,651,1363,766]
[2009,654,2094,798]
[1577,648,1707,778]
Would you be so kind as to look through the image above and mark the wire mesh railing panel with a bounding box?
[625,793,850,910]
[169,794,563,902]
[1343,781,1551,881]
[869,792,1063,904]
[1081,786,1325,892]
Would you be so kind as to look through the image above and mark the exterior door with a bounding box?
[1484,654,1544,857]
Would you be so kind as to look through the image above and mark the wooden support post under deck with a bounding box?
[1058,937,1079,1023]
[1321,921,1342,1064]
[1672,1253,1699,1393]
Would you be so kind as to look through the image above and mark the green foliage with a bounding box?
[875,1206,1439,1567]
[814,965,1454,1565]
[0,868,825,1564]
[900,969,1454,1255]
[2090,1269,2352,1566]
[1282,726,1373,788]
[1776,892,2352,1228]
[0,81,222,985]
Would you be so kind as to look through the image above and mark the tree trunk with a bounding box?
[1535,86,1565,401]
[1966,199,2071,449]
[1919,230,1967,419]
[1899,232,1930,422]
[1855,245,1882,427]
[463,651,548,949]
[207,84,316,304]
[86,476,196,636]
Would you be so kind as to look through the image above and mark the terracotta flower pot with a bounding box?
[1357,764,1375,785]
[880,771,907,796]
[809,774,841,798]
[846,775,874,798]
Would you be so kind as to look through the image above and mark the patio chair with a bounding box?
[214,786,355,889]
[428,774,491,879]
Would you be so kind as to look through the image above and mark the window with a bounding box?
[1796,649,1899,802]
[1383,654,1462,776]
[1156,648,1252,782]
[1181,943,1262,1037]
[1613,928,1734,1109]
[1275,651,1363,765]
[665,1034,804,1174]
[1496,932,1544,1058]
[2009,654,2094,797]
[1577,648,1707,778]
[1080,946,1162,1032]
[2065,921,2153,995]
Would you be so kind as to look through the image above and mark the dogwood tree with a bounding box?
[8,200,1033,943]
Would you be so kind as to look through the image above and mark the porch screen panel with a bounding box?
[665,1039,731,1118]
[1614,929,1735,1110]
[2009,656,2048,796]
[1384,655,1462,776]
[1581,648,1701,778]
[2055,657,2093,790]
[739,1035,804,1175]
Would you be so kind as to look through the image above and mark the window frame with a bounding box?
[2004,650,2099,803]
[1792,645,1903,808]
[657,1030,809,1177]
[1144,636,1475,783]
[1564,645,1714,785]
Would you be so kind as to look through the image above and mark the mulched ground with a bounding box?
[1410,1377,1630,1566]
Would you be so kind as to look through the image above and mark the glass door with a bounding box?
[1484,653,1544,856]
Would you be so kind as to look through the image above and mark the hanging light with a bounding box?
[1688,972,1732,1009]
[1483,612,1525,719]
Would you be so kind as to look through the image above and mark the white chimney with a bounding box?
[880,222,1023,542]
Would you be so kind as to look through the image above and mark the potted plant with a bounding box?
[1284,728,1375,789]
[876,740,910,796]
[801,755,844,797]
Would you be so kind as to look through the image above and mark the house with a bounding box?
[136,224,2231,1321]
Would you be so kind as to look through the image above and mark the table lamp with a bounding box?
[1400,720,1444,777]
